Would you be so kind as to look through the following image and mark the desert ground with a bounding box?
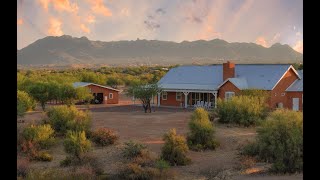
[17,103,302,180]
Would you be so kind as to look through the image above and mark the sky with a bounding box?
[17,0,303,53]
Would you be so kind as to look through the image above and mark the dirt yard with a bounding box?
[17,105,302,180]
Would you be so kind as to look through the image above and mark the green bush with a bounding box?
[63,130,91,159]
[187,108,219,151]
[17,90,36,111]
[116,163,160,180]
[17,102,27,117]
[26,167,96,180]
[155,158,170,171]
[91,128,119,146]
[160,128,191,166]
[22,124,55,150]
[33,151,53,162]
[241,109,303,173]
[122,140,147,159]
[47,105,91,135]
[216,95,268,126]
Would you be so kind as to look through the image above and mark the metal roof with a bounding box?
[158,65,223,91]
[72,82,121,92]
[286,70,303,92]
[158,64,295,91]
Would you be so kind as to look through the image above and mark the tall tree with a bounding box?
[27,82,51,111]
[126,84,161,113]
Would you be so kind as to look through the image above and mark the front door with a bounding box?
[292,98,299,111]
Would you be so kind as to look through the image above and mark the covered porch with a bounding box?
[157,89,218,109]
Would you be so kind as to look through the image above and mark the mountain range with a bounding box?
[17,35,303,66]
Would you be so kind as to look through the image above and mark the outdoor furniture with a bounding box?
[197,101,201,107]
[204,102,208,109]
[208,102,212,109]
[200,101,204,107]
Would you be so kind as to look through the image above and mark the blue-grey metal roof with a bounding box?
[234,64,292,90]
[286,70,303,92]
[158,65,223,91]
[73,82,92,88]
[158,64,295,91]
[72,82,121,91]
[228,78,248,89]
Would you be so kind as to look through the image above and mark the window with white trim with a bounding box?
[225,92,235,101]
[162,92,167,100]
[109,93,113,99]
[281,93,285,96]
[176,92,182,101]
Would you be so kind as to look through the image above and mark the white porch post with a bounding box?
[157,92,161,107]
[212,91,217,108]
[183,92,189,108]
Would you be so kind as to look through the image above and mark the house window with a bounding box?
[109,93,113,99]
[281,93,285,96]
[225,92,235,101]
[162,92,167,100]
[176,92,182,101]
[277,102,283,108]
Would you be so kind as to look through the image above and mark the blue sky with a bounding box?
[17,0,303,53]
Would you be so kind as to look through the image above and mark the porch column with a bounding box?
[183,92,189,108]
[157,92,161,107]
[212,91,217,108]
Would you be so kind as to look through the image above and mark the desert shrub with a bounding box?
[60,156,73,167]
[122,140,147,159]
[47,105,91,135]
[161,128,191,166]
[187,108,219,151]
[216,95,268,126]
[22,124,55,149]
[17,90,36,112]
[17,158,30,178]
[91,127,119,146]
[33,151,53,162]
[26,168,96,180]
[116,163,160,180]
[155,158,170,171]
[241,109,303,173]
[64,130,91,160]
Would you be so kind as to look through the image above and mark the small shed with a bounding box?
[73,82,121,104]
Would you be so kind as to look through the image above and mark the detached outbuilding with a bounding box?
[73,82,121,104]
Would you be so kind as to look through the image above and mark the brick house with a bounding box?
[157,61,303,111]
[73,82,121,104]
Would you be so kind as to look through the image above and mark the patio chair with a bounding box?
[208,102,212,109]
[197,101,201,107]
[200,101,204,107]
[204,102,208,109]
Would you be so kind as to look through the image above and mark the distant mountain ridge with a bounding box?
[17,35,303,66]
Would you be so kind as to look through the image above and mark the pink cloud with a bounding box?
[17,18,24,25]
[38,0,78,13]
[80,24,91,33]
[293,40,303,53]
[87,0,112,17]
[86,14,96,24]
[255,36,268,47]
[47,18,63,36]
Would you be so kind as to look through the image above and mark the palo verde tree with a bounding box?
[126,84,161,113]
[27,81,51,111]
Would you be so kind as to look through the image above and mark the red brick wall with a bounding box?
[269,68,299,109]
[87,84,119,104]
[160,92,184,107]
[223,61,235,81]
[218,81,240,99]
[286,92,303,111]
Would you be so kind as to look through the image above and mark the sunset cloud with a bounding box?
[86,14,96,24]
[293,40,303,53]
[52,0,78,13]
[17,18,24,25]
[88,0,112,17]
[80,24,90,33]
[296,32,301,36]
[48,18,63,36]
[38,0,78,13]
[255,37,268,47]
[39,0,50,11]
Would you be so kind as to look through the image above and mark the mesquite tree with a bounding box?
[126,84,161,113]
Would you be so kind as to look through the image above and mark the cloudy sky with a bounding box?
[17,0,303,53]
